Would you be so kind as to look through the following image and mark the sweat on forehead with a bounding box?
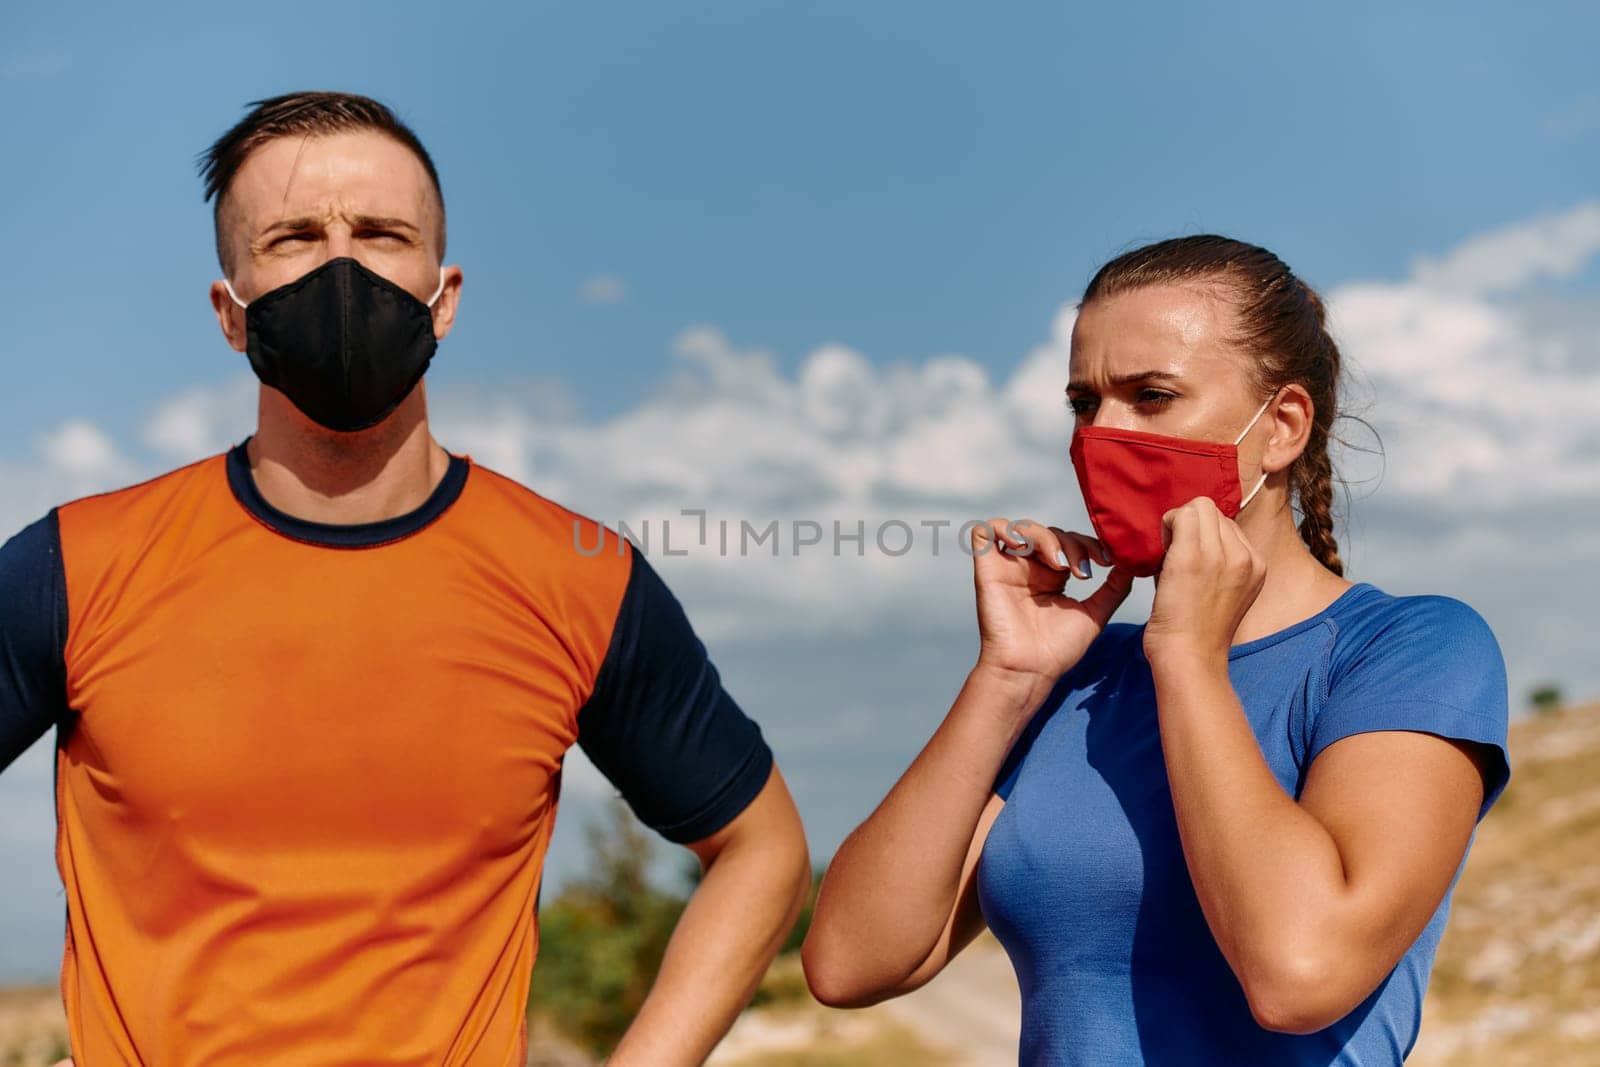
[1070,283,1254,381]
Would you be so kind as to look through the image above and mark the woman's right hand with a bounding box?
[970,518,1132,708]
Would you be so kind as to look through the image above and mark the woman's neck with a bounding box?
[1230,491,1353,646]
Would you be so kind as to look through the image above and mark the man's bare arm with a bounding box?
[605,763,810,1066]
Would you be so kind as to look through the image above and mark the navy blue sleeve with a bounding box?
[576,551,774,844]
[1312,595,1510,824]
[1,511,70,774]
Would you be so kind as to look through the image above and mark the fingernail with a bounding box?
[1055,550,1068,567]
[1081,560,1093,578]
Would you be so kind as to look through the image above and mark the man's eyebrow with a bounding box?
[257,216,322,238]
[350,215,421,234]
[255,215,422,237]
[1066,370,1183,392]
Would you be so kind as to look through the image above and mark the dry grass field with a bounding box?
[4,701,1596,1065]
[1407,700,1600,1065]
[0,984,69,1067]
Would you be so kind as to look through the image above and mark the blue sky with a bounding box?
[3,1,1598,446]
[3,2,1599,979]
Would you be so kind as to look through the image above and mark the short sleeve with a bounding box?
[1,510,70,774]
[1310,596,1510,823]
[575,550,773,844]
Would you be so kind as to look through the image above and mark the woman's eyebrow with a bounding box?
[1066,370,1182,392]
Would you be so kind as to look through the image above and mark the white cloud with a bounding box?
[579,274,627,304]
[1329,207,1600,504]
[1408,201,1600,296]
[0,422,137,538]
[7,202,1597,668]
[423,318,1088,643]
[39,419,121,477]
[143,377,257,460]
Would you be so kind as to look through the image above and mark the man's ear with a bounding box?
[430,265,464,342]
[209,280,248,353]
[1262,384,1314,474]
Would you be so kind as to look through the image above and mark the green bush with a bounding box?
[528,802,687,1055]
[781,867,823,956]
[1529,684,1564,715]
[527,804,825,1052]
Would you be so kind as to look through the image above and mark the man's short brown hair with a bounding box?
[198,91,447,273]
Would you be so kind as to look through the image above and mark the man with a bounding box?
[0,91,810,1066]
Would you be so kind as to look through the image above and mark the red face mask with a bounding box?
[1069,397,1272,577]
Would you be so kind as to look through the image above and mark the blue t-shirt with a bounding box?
[976,582,1511,1066]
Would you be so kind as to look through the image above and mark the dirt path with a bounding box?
[708,933,1022,1067]
[875,934,1021,1067]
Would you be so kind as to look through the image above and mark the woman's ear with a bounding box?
[1262,384,1314,474]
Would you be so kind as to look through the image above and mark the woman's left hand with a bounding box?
[1144,496,1266,665]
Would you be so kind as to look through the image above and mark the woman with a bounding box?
[802,236,1511,1065]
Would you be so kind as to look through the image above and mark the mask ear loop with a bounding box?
[1239,471,1269,511]
[1232,394,1276,446]
[224,269,447,309]
[1234,393,1278,512]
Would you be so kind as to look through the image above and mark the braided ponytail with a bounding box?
[1082,235,1348,575]
[1293,286,1344,575]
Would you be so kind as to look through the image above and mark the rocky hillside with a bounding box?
[1408,700,1600,1065]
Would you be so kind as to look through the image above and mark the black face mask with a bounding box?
[225,257,445,433]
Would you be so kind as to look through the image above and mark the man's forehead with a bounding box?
[227,131,437,232]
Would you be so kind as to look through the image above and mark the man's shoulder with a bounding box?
[53,453,229,546]
[457,460,641,679]
[460,458,629,561]
[55,453,227,527]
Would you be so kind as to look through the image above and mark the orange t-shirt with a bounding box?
[0,440,773,1065]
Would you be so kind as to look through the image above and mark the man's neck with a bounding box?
[245,389,452,526]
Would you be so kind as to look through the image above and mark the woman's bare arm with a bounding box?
[804,518,1127,1007]
[802,668,1027,1007]
[1146,497,1495,1033]
[1151,654,1489,1033]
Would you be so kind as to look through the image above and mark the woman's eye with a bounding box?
[1137,389,1176,408]
[1067,396,1097,417]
